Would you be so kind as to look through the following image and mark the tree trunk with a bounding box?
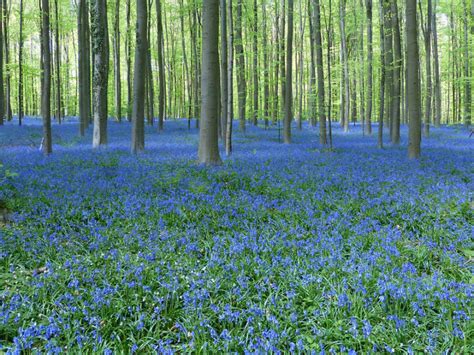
[339,0,349,132]
[235,0,246,132]
[391,0,401,144]
[463,0,471,127]
[226,0,233,155]
[365,0,373,134]
[252,0,258,126]
[0,0,3,125]
[114,0,121,122]
[432,0,441,127]
[126,0,132,121]
[383,0,393,138]
[199,0,222,165]
[3,0,11,120]
[156,0,165,130]
[327,0,333,148]
[262,1,269,129]
[421,0,432,136]
[283,0,294,144]
[41,0,52,154]
[54,0,61,124]
[91,0,109,148]
[314,0,326,145]
[220,0,228,138]
[132,0,147,153]
[407,0,421,158]
[308,0,316,127]
[18,0,24,125]
[378,0,385,148]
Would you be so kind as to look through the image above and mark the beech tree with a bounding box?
[41,0,52,155]
[198,0,222,165]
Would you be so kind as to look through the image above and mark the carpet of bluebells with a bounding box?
[0,118,473,353]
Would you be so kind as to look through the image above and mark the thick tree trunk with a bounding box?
[131,0,147,153]
[41,0,52,154]
[314,0,326,145]
[156,0,165,130]
[226,0,233,155]
[391,0,401,144]
[199,0,222,165]
[407,0,421,158]
[91,0,109,148]
[235,0,246,132]
[283,0,294,144]
[327,0,333,148]
[114,0,121,122]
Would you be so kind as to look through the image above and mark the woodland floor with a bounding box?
[0,118,473,353]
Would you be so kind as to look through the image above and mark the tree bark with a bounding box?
[365,0,373,135]
[391,0,401,144]
[18,0,24,125]
[308,0,316,127]
[41,0,52,154]
[91,0,109,148]
[420,0,432,136]
[262,1,269,129]
[383,0,393,138]
[339,0,349,132]
[220,0,227,138]
[226,0,233,155]
[463,0,471,127]
[114,0,122,122]
[126,0,132,121]
[252,0,258,126]
[156,0,165,130]
[199,0,222,165]
[283,0,294,144]
[235,0,246,132]
[2,0,10,120]
[407,0,421,158]
[432,0,441,127]
[314,0,326,145]
[54,0,61,124]
[378,0,385,148]
[0,0,3,125]
[132,0,147,153]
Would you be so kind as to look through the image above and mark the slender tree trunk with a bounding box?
[131,0,147,153]
[113,0,121,122]
[156,0,165,130]
[41,0,52,154]
[0,0,3,125]
[179,0,191,128]
[126,0,132,121]
[252,0,258,126]
[53,0,61,124]
[327,0,333,148]
[378,0,385,148]
[420,0,432,136]
[283,0,294,144]
[199,0,222,165]
[226,0,233,155]
[340,0,349,132]
[383,0,393,138]
[91,0,109,148]
[18,0,24,125]
[314,0,326,144]
[463,0,471,127]
[407,0,421,158]
[146,2,154,125]
[391,0,401,144]
[219,0,227,138]
[262,1,269,129]
[235,0,246,132]
[3,0,11,120]
[432,0,441,127]
[365,1,373,134]
[308,0,316,127]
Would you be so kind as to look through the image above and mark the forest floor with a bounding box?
[0,119,473,353]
